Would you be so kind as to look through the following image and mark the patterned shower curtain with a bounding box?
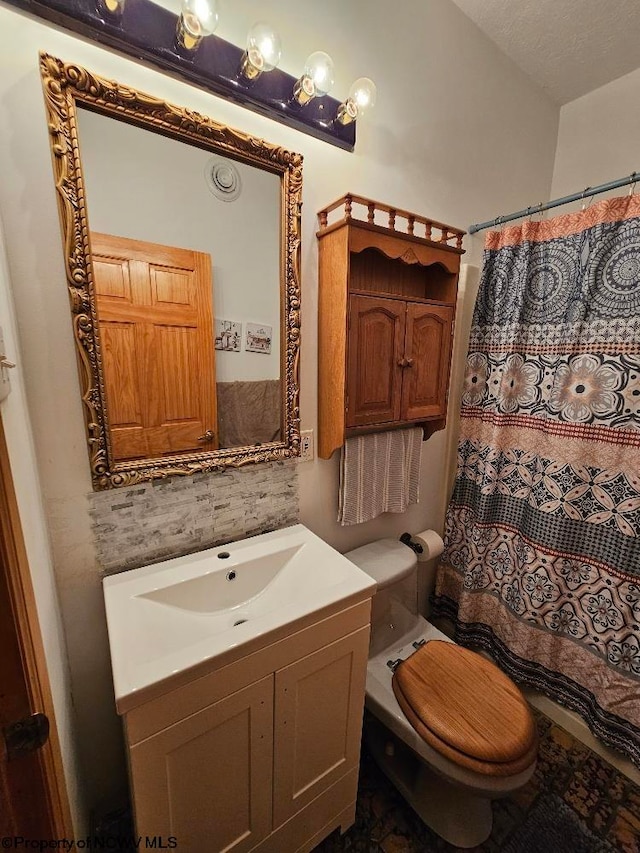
[433,194,640,767]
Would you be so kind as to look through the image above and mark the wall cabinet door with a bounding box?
[401,303,453,421]
[346,295,405,427]
[272,627,370,827]
[346,296,453,429]
[129,676,273,853]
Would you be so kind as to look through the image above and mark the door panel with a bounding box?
[91,233,218,460]
[0,422,55,838]
[100,322,142,425]
[92,255,133,302]
[130,676,274,852]
[402,303,453,421]
[273,627,369,826]
[346,295,405,427]
[151,265,190,306]
[0,547,51,837]
[155,326,199,417]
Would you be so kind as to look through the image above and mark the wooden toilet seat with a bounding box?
[392,641,538,777]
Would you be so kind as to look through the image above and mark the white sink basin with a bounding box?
[103,524,376,712]
[138,543,304,614]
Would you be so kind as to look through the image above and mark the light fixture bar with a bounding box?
[8,0,357,151]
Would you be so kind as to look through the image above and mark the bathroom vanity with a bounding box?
[103,525,376,852]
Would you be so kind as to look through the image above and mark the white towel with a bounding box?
[338,428,422,525]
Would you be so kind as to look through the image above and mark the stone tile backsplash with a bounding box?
[89,461,299,574]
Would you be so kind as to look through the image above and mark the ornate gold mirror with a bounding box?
[40,53,302,490]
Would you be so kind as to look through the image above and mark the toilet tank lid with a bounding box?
[344,539,417,589]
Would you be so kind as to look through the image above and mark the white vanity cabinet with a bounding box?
[122,601,371,853]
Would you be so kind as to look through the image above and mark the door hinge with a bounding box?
[3,713,50,760]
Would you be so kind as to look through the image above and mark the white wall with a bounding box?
[0,0,559,824]
[77,109,281,382]
[551,66,640,199]
[0,217,84,831]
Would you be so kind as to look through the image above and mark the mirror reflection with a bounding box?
[76,108,282,461]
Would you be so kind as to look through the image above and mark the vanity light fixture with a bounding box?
[293,51,335,106]
[336,77,377,125]
[176,0,219,52]
[9,0,362,150]
[239,22,282,81]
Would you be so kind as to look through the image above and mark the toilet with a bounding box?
[345,536,538,848]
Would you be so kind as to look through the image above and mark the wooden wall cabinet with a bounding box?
[317,195,465,459]
[123,600,371,853]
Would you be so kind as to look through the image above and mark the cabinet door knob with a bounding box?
[397,357,408,368]
[198,429,215,443]
[406,358,414,368]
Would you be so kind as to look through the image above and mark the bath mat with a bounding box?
[501,793,617,852]
[314,711,640,853]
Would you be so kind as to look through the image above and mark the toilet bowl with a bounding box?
[345,537,537,848]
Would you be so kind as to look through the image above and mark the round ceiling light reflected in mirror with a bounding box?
[205,158,242,201]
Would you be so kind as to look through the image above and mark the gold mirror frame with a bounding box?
[40,53,302,490]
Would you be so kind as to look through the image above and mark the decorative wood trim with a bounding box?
[0,416,74,836]
[349,230,462,271]
[317,194,466,252]
[400,248,420,264]
[39,52,302,490]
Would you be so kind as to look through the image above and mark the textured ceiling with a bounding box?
[449,0,640,104]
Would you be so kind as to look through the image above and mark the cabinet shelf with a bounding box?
[317,194,465,459]
[349,289,453,306]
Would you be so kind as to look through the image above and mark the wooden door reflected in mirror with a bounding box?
[91,233,218,461]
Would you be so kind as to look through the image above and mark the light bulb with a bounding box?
[176,0,219,52]
[336,77,377,125]
[97,0,126,18]
[240,22,282,81]
[293,51,335,106]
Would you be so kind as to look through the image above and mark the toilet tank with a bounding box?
[345,539,420,654]
[345,539,417,588]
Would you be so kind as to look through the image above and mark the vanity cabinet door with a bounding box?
[129,675,273,853]
[272,627,370,826]
[346,295,406,427]
[401,302,454,421]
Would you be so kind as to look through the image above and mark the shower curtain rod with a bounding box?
[468,170,639,234]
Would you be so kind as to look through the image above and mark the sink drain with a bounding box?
[233,618,248,627]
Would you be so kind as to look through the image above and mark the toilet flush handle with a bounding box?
[399,532,423,555]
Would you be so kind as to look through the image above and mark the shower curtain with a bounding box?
[433,194,640,767]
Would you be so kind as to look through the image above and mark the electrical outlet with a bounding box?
[300,429,314,462]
